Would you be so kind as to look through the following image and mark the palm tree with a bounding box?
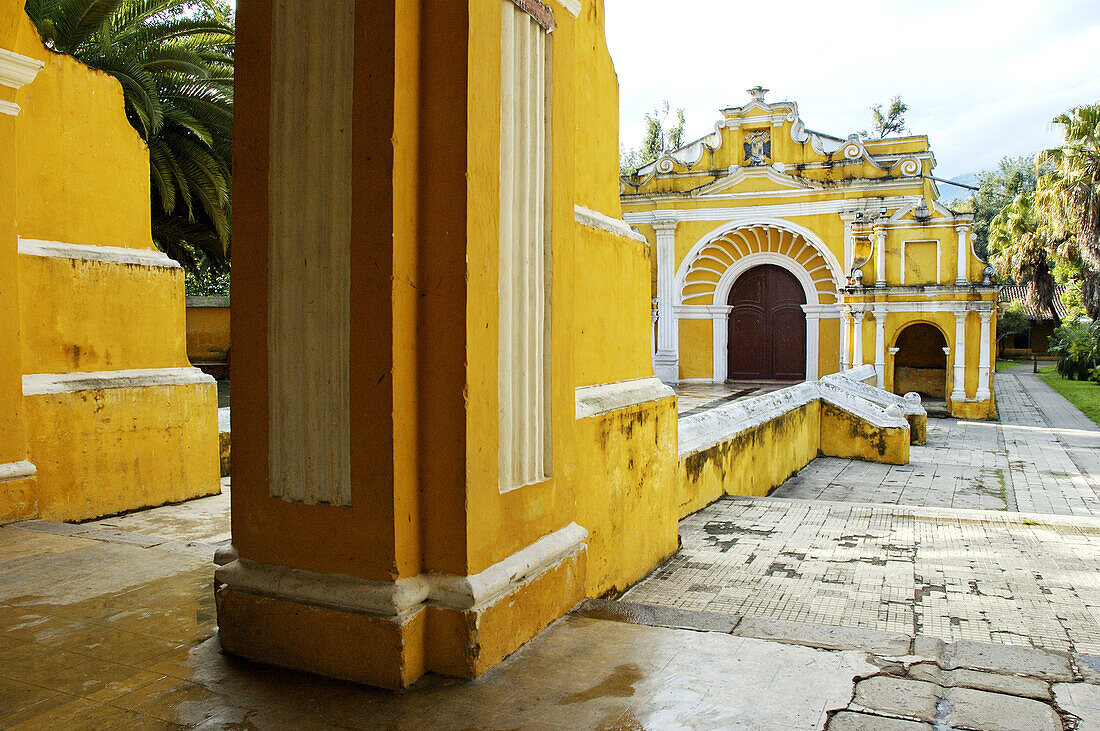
[989,191,1061,323]
[24,0,233,274]
[1037,103,1100,319]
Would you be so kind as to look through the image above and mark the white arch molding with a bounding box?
[707,252,822,382]
[673,216,846,297]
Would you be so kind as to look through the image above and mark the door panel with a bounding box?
[727,265,807,380]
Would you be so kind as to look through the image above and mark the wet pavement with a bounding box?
[4,369,1100,727]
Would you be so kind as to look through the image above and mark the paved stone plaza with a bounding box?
[626,368,1100,661]
[772,369,1100,515]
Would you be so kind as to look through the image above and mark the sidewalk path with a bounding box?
[771,366,1100,515]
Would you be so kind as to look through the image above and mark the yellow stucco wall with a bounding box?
[19,256,189,374]
[186,302,231,364]
[11,14,153,249]
[573,225,653,387]
[680,402,822,516]
[26,383,219,521]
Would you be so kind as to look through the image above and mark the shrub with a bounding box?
[1050,321,1100,380]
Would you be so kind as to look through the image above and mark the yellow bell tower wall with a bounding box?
[0,2,219,523]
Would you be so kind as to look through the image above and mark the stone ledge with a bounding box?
[574,377,675,419]
[23,367,215,396]
[572,598,739,634]
[0,460,36,484]
[732,616,911,655]
[573,204,648,244]
[19,238,181,269]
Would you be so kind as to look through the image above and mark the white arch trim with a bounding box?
[674,216,845,299]
[707,252,822,383]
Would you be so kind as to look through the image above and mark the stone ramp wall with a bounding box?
[676,379,911,518]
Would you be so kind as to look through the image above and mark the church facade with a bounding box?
[622,88,999,419]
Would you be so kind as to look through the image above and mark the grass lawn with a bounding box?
[996,359,1028,371]
[1038,370,1100,427]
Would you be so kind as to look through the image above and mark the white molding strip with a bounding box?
[24,367,214,396]
[575,377,675,419]
[822,372,926,418]
[0,460,36,484]
[429,522,588,611]
[556,0,581,16]
[0,48,44,90]
[0,99,19,117]
[678,380,908,458]
[574,205,648,244]
[623,196,924,225]
[18,239,181,269]
[215,522,588,618]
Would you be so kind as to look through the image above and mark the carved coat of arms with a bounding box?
[744,130,771,166]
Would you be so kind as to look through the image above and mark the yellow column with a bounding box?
[217,0,588,690]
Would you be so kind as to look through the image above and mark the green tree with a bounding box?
[621,101,685,178]
[1036,103,1100,319]
[860,95,908,139]
[996,300,1029,356]
[989,191,1061,323]
[24,0,234,275]
[949,155,1045,261]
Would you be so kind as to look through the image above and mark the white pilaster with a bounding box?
[852,309,865,367]
[650,298,658,355]
[652,219,679,382]
[839,306,852,372]
[951,308,968,401]
[840,213,856,281]
[710,305,732,382]
[802,306,820,381]
[977,307,992,401]
[875,226,887,287]
[873,306,886,389]
[955,224,970,285]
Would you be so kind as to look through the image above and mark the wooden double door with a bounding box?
[727,265,806,381]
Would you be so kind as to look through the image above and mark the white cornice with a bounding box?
[19,239,181,269]
[0,460,36,484]
[556,0,581,16]
[0,100,19,117]
[623,176,925,203]
[0,48,44,90]
[698,166,818,195]
[575,377,675,419]
[24,367,215,396]
[574,204,647,244]
[216,522,589,618]
[623,197,922,225]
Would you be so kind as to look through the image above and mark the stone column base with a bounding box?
[215,524,588,689]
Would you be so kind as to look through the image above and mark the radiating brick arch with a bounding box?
[678,225,839,306]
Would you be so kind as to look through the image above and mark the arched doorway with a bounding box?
[727,264,806,380]
[893,323,948,398]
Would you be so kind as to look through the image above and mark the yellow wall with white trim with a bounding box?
[0,0,218,524]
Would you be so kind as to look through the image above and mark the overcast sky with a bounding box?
[605,0,1100,182]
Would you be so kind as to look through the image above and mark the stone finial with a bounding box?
[885,404,904,419]
[747,85,769,102]
[904,392,922,405]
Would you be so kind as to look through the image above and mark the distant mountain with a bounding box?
[937,172,979,203]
